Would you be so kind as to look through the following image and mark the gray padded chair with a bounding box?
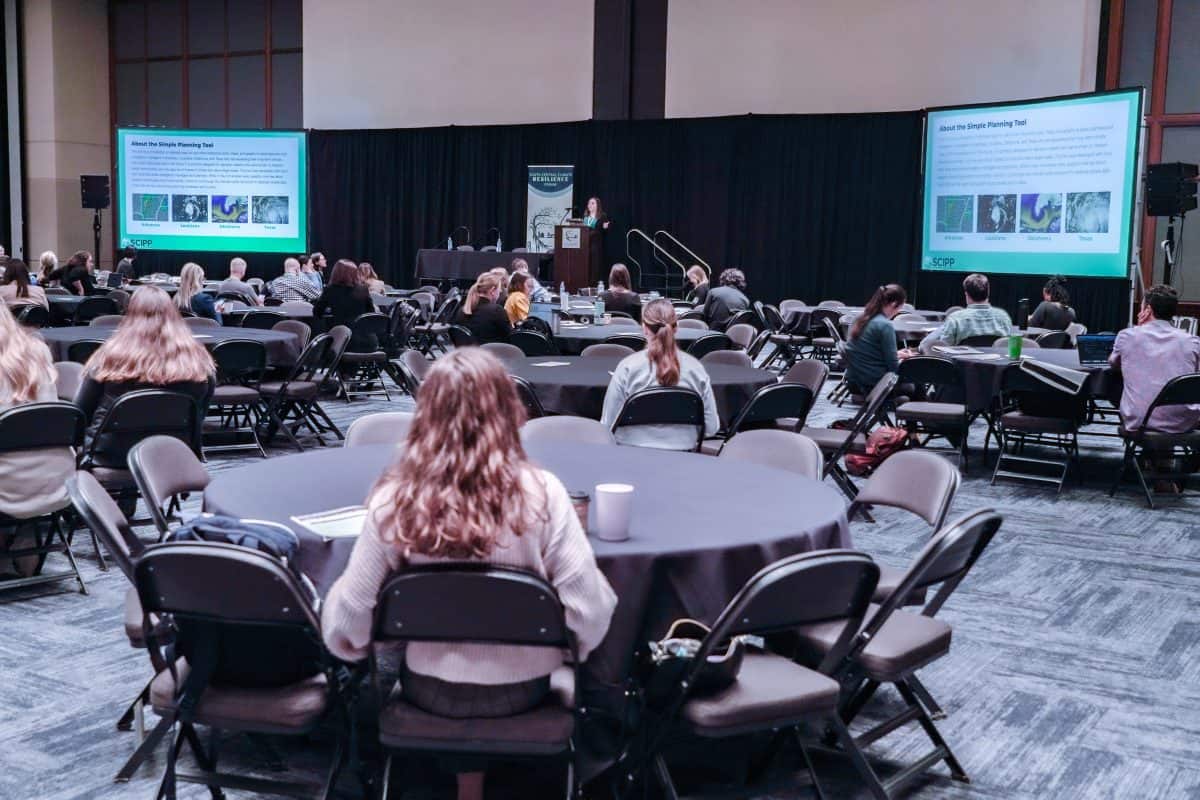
[677,318,709,330]
[894,356,971,467]
[606,316,641,327]
[725,322,757,351]
[802,372,898,503]
[272,319,312,359]
[480,342,525,364]
[775,359,829,428]
[719,429,823,480]
[394,349,432,396]
[127,436,211,541]
[581,343,635,359]
[183,316,221,329]
[90,314,124,327]
[345,411,414,448]
[521,416,615,446]
[700,350,752,369]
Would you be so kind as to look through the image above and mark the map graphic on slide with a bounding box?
[1066,192,1111,233]
[172,194,209,223]
[1019,193,1062,233]
[976,194,1016,233]
[935,195,974,233]
[131,193,169,222]
[252,196,290,224]
[212,195,248,223]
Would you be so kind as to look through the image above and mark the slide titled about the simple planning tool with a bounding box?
[116,128,307,254]
[921,90,1140,278]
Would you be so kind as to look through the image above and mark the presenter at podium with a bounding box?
[583,197,611,231]
[584,196,620,268]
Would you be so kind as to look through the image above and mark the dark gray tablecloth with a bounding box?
[415,249,552,282]
[36,325,301,366]
[510,356,775,423]
[202,441,850,691]
[949,347,1119,413]
[553,322,708,354]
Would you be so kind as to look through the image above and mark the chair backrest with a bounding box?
[432,295,462,324]
[848,449,960,530]
[1036,330,1071,349]
[67,339,107,364]
[758,302,787,333]
[84,389,203,467]
[807,308,843,337]
[961,334,1000,347]
[212,339,267,384]
[897,355,962,390]
[284,332,336,383]
[778,299,806,316]
[0,401,86,452]
[677,318,709,330]
[893,313,927,324]
[66,471,143,580]
[345,411,414,447]
[279,301,314,316]
[349,311,390,348]
[603,333,646,350]
[728,383,816,434]
[241,310,288,329]
[127,435,211,536]
[45,286,71,296]
[511,375,547,418]
[582,343,635,359]
[521,415,615,446]
[73,296,119,324]
[725,309,761,331]
[817,300,845,309]
[726,322,757,350]
[272,319,312,352]
[944,305,963,316]
[447,324,478,348]
[607,314,639,326]
[821,316,846,346]
[781,358,829,397]
[184,316,221,329]
[324,324,352,371]
[511,329,557,356]
[16,304,50,327]
[456,244,475,251]
[107,289,132,311]
[1065,322,1087,341]
[826,372,898,464]
[90,314,124,326]
[53,361,83,400]
[517,314,554,338]
[1141,372,1200,428]
[480,342,526,363]
[719,430,823,480]
[686,332,731,359]
[700,349,752,368]
[610,387,705,450]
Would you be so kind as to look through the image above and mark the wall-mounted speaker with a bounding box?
[81,174,110,210]
[1145,162,1198,217]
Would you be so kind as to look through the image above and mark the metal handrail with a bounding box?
[626,229,689,291]
[653,230,711,277]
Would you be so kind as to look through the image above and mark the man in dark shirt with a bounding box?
[702,268,751,330]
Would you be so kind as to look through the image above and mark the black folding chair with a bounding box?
[806,308,843,365]
[702,383,816,455]
[959,334,999,347]
[604,332,647,351]
[73,296,119,325]
[390,349,430,397]
[1036,330,1072,349]
[413,295,461,355]
[447,324,479,348]
[511,329,558,356]
[517,315,555,338]
[0,403,88,596]
[1109,372,1200,507]
[16,304,50,328]
[610,387,706,451]
[512,375,547,418]
[258,333,345,450]
[895,356,971,468]
[990,363,1084,494]
[127,542,351,798]
[760,303,810,372]
[724,308,761,331]
[686,332,732,359]
[67,338,106,364]
[372,565,583,799]
[127,436,211,541]
[617,550,881,800]
[206,339,269,456]
[240,310,288,329]
[342,312,393,401]
[802,372,899,506]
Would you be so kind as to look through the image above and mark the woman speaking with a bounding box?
[583,196,611,231]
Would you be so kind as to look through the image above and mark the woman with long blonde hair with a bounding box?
[600,298,719,450]
[322,348,616,800]
[175,262,221,323]
[76,286,215,469]
[454,272,511,344]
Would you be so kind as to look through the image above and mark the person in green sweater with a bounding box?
[845,284,909,394]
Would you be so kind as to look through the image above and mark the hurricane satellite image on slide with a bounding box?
[976,194,1016,233]
[132,194,169,222]
[1066,192,1111,233]
[212,195,248,223]
[252,196,289,224]
[1019,193,1062,233]
[935,195,974,233]
[172,194,209,223]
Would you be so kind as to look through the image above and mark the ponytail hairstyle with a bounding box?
[1044,275,1069,305]
[850,283,907,340]
[464,272,503,315]
[641,298,680,386]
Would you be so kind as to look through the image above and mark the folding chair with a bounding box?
[1109,373,1200,507]
[345,411,415,447]
[128,542,352,798]
[686,333,731,359]
[0,403,88,596]
[127,436,211,541]
[724,309,760,331]
[481,342,525,363]
[90,314,125,327]
[67,339,106,364]
[240,310,288,329]
[990,363,1084,494]
[391,349,431,397]
[372,566,584,800]
[761,303,810,372]
[259,334,346,450]
[610,387,706,451]
[206,339,269,456]
[183,316,220,330]
[16,304,50,327]
[413,295,461,355]
[512,375,547,419]
[521,415,615,446]
[511,329,559,357]
[447,324,478,348]
[802,373,898,504]
[806,309,843,366]
[1036,330,1071,349]
[894,356,971,468]
[725,323,757,351]
[54,361,83,400]
[341,313,393,401]
[959,334,999,347]
[617,550,881,800]
[794,509,1002,799]
[73,296,119,325]
[719,429,823,480]
[702,383,816,455]
[605,333,647,351]
[582,343,635,359]
[699,350,752,368]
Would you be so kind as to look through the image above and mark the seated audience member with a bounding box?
[600,298,719,450]
[322,348,616,800]
[314,259,377,349]
[218,257,261,306]
[489,267,510,305]
[118,246,139,279]
[504,272,531,324]
[1029,276,1075,331]
[601,263,641,319]
[113,259,135,285]
[846,284,907,393]
[702,268,750,330]
[75,286,215,470]
[270,257,322,303]
[57,250,96,296]
[175,262,221,324]
[0,260,48,309]
[0,304,75,575]
[358,262,386,295]
[305,252,327,291]
[511,257,549,303]
[38,251,59,287]
[455,273,511,344]
[921,273,1012,352]
[1110,284,1200,434]
[686,265,710,304]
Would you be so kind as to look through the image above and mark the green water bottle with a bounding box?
[1008,327,1023,359]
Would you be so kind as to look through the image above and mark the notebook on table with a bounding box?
[1076,334,1117,367]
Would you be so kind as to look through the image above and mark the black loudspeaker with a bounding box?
[1145,162,1198,217]
[81,174,110,210]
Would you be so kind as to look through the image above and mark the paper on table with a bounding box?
[970,353,1005,360]
[291,505,368,540]
[933,345,981,355]
[192,334,214,340]
[531,361,572,367]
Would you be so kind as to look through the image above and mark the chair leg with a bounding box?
[117,715,174,782]
[795,732,827,800]
[379,753,394,800]
[826,715,888,800]
[52,514,89,594]
[116,677,152,731]
[906,675,945,720]
[895,679,969,783]
[652,755,681,800]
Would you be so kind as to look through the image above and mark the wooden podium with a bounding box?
[554,223,603,291]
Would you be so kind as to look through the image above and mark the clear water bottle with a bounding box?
[447,236,453,250]
[560,282,568,311]
[594,297,605,324]
[496,236,502,252]
[597,280,605,294]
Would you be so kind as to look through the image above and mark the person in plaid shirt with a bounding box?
[921,273,1012,352]
[269,257,321,303]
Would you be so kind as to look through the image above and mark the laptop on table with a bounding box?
[1076,334,1117,367]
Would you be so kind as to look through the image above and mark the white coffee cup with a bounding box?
[594,483,634,542]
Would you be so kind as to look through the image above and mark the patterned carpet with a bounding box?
[3,364,1200,800]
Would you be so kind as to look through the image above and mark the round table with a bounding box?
[202,441,851,689]
[36,325,302,366]
[552,322,708,354]
[947,347,1119,412]
[509,356,776,423]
